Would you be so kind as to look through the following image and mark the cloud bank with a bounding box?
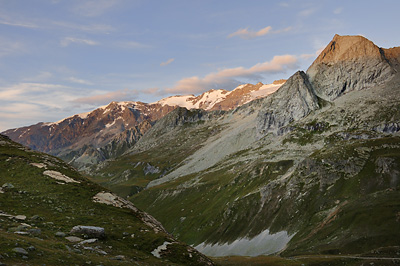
[167,55,298,94]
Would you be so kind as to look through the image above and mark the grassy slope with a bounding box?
[0,135,213,266]
[131,135,400,254]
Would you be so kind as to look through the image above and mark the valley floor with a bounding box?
[213,254,400,266]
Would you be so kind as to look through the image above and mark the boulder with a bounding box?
[12,247,28,255]
[70,225,105,239]
[65,236,83,243]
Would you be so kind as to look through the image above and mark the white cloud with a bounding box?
[0,83,76,103]
[298,8,317,17]
[53,21,115,34]
[21,71,53,83]
[67,77,94,85]
[60,37,99,47]
[166,55,298,94]
[116,41,151,49]
[0,38,26,57]
[0,102,46,131]
[228,26,272,40]
[0,11,39,29]
[333,7,343,14]
[160,58,175,66]
[0,82,91,131]
[0,11,114,34]
[72,0,121,17]
[0,19,38,29]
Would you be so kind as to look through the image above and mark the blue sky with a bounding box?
[0,0,399,131]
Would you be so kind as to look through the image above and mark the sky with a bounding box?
[0,0,399,131]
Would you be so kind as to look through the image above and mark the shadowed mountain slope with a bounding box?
[0,134,214,265]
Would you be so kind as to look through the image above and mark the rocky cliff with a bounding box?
[256,71,321,136]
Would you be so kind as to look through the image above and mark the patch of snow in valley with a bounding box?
[194,229,294,257]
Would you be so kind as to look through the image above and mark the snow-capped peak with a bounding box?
[153,81,285,111]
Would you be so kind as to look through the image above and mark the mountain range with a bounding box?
[3,80,285,172]
[3,34,400,265]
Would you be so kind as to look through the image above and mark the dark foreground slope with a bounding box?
[0,134,214,265]
[90,35,400,260]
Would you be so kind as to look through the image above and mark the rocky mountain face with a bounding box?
[3,102,176,171]
[2,81,284,172]
[0,134,214,265]
[88,35,400,262]
[307,34,398,101]
[256,70,321,136]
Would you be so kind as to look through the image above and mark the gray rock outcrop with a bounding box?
[70,225,105,239]
[256,71,320,136]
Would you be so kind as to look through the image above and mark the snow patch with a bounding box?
[194,229,294,257]
[153,95,196,108]
[196,89,229,110]
[105,119,117,128]
[152,89,229,110]
[43,170,81,183]
[233,84,249,91]
[151,241,171,258]
[250,84,281,99]
[77,111,90,119]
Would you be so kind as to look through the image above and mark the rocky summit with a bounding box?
[2,34,400,265]
[307,34,399,101]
